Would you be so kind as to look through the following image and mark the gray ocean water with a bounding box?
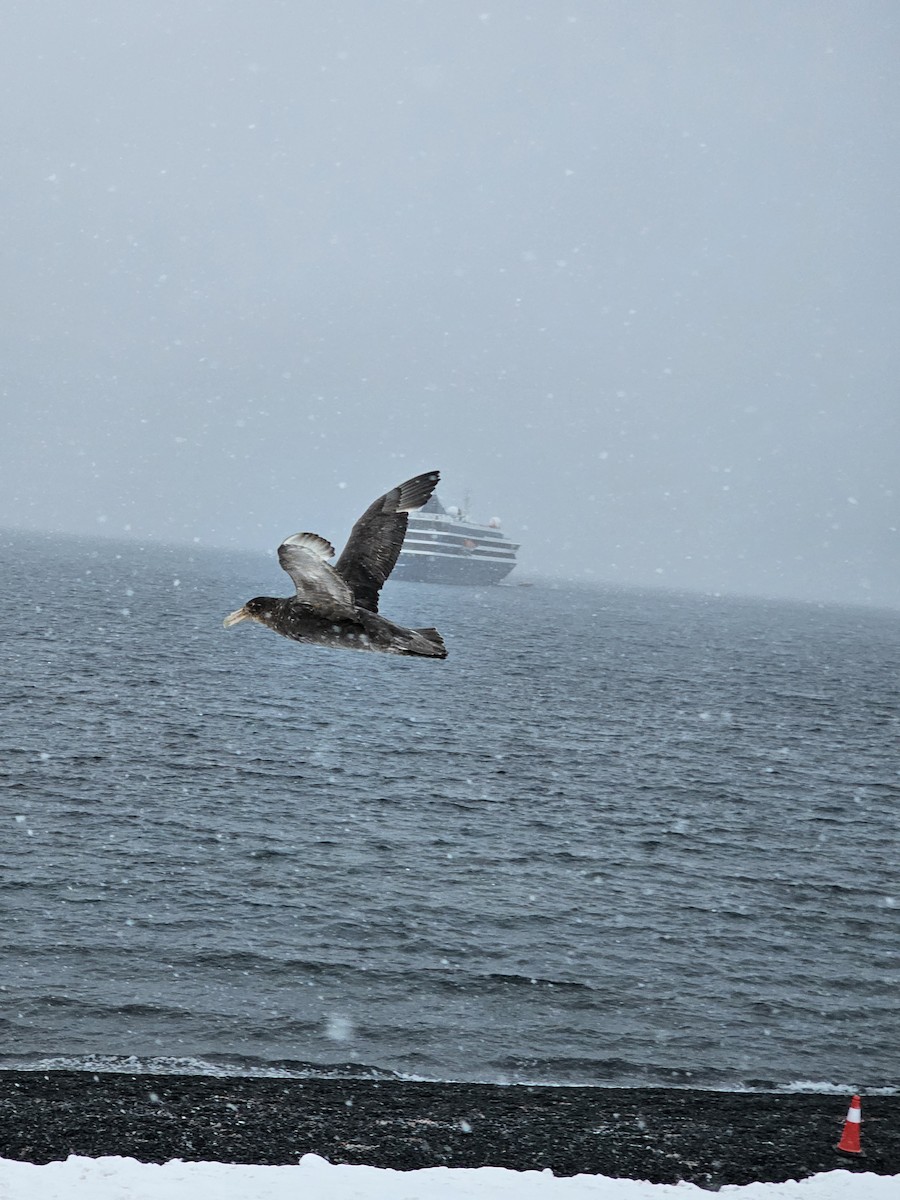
[1,530,898,1091]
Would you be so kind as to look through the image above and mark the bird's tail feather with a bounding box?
[413,627,447,658]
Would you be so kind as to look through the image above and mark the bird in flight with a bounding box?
[223,471,447,658]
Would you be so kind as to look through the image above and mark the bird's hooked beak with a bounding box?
[223,606,251,628]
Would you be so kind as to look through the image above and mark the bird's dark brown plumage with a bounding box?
[223,472,447,659]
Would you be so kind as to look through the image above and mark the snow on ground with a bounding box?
[0,1155,895,1199]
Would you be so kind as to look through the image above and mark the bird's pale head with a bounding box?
[223,597,273,628]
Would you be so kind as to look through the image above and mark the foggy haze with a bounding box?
[2,2,897,607]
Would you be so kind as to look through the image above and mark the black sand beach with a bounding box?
[0,1072,896,1188]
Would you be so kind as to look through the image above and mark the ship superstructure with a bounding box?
[394,494,518,585]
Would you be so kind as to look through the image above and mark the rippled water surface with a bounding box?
[1,531,898,1089]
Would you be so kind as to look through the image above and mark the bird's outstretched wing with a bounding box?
[334,471,440,612]
[277,532,355,614]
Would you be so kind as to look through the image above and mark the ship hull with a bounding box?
[393,552,516,586]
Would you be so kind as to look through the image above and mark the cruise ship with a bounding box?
[394,494,519,585]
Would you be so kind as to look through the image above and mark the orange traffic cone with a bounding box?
[835,1094,863,1155]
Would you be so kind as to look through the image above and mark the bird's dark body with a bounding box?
[224,471,447,659]
[244,597,445,657]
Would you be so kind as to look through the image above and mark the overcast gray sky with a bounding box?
[2,1,897,606]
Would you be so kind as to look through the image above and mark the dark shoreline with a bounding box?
[0,1072,897,1188]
